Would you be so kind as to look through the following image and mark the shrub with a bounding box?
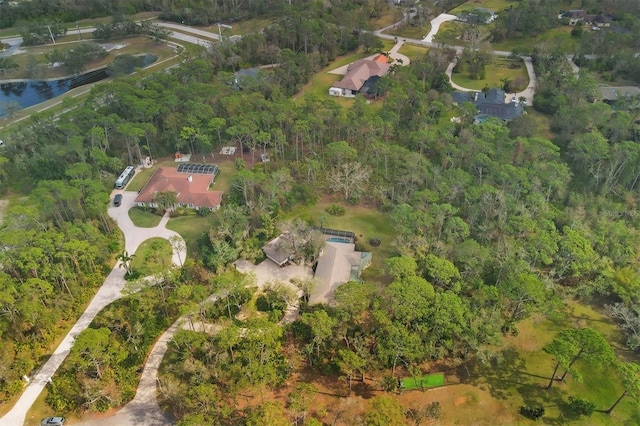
[326,204,345,216]
[520,405,545,420]
[568,397,595,417]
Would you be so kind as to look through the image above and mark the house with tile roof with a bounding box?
[135,166,223,211]
[452,88,524,122]
[329,58,390,97]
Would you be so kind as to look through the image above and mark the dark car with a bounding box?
[41,417,65,426]
[113,194,123,207]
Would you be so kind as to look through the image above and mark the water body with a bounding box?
[0,54,158,117]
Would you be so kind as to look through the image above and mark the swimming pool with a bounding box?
[327,237,350,243]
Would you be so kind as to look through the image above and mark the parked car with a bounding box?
[41,417,65,426]
[113,194,123,207]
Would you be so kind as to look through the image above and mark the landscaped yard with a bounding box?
[128,206,162,228]
[383,22,431,40]
[166,214,215,260]
[285,202,397,277]
[130,237,173,276]
[452,56,529,91]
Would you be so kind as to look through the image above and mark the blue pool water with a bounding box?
[327,237,350,243]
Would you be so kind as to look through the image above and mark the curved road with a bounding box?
[0,185,186,426]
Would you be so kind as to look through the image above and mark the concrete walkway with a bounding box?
[0,184,186,426]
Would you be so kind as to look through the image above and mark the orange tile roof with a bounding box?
[135,167,222,209]
[373,54,388,63]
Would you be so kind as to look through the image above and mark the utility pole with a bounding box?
[46,25,56,44]
[215,23,232,41]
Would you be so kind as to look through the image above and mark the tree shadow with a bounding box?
[460,347,535,400]
[352,380,376,398]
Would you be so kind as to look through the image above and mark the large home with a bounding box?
[560,10,613,27]
[599,86,640,104]
[329,57,390,97]
[310,239,371,305]
[452,88,524,122]
[135,164,223,211]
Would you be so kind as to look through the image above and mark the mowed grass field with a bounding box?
[452,56,529,90]
[451,0,514,13]
[285,202,397,277]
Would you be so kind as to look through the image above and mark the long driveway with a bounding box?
[0,184,186,426]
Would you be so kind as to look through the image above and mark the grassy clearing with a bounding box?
[370,7,400,30]
[403,373,445,390]
[210,160,237,194]
[130,237,173,276]
[285,202,397,277]
[128,207,162,228]
[166,215,214,259]
[398,43,428,62]
[490,26,577,53]
[454,302,640,425]
[433,21,466,46]
[451,0,514,13]
[452,57,529,90]
[524,109,554,139]
[383,22,431,40]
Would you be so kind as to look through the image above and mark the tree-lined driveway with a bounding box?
[0,185,186,426]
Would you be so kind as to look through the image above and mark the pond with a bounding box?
[0,53,158,117]
[0,68,108,117]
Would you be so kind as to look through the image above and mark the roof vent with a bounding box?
[188,175,193,182]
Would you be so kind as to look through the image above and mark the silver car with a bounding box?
[41,417,65,426]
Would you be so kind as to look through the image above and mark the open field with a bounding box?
[452,56,529,90]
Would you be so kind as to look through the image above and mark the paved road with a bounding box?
[0,182,186,426]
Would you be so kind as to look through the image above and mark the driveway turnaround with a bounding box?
[0,187,186,426]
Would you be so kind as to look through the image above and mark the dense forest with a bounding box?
[1,0,640,424]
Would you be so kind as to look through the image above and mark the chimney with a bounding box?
[188,175,193,182]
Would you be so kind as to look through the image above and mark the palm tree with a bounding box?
[116,250,136,276]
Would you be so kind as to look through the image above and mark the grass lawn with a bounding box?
[166,215,215,259]
[130,237,173,276]
[433,21,466,46]
[452,301,640,425]
[490,26,577,53]
[128,207,162,227]
[285,202,397,277]
[452,56,529,90]
[370,7,400,30]
[383,22,431,40]
[398,43,428,62]
[451,0,514,13]
[403,373,445,390]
